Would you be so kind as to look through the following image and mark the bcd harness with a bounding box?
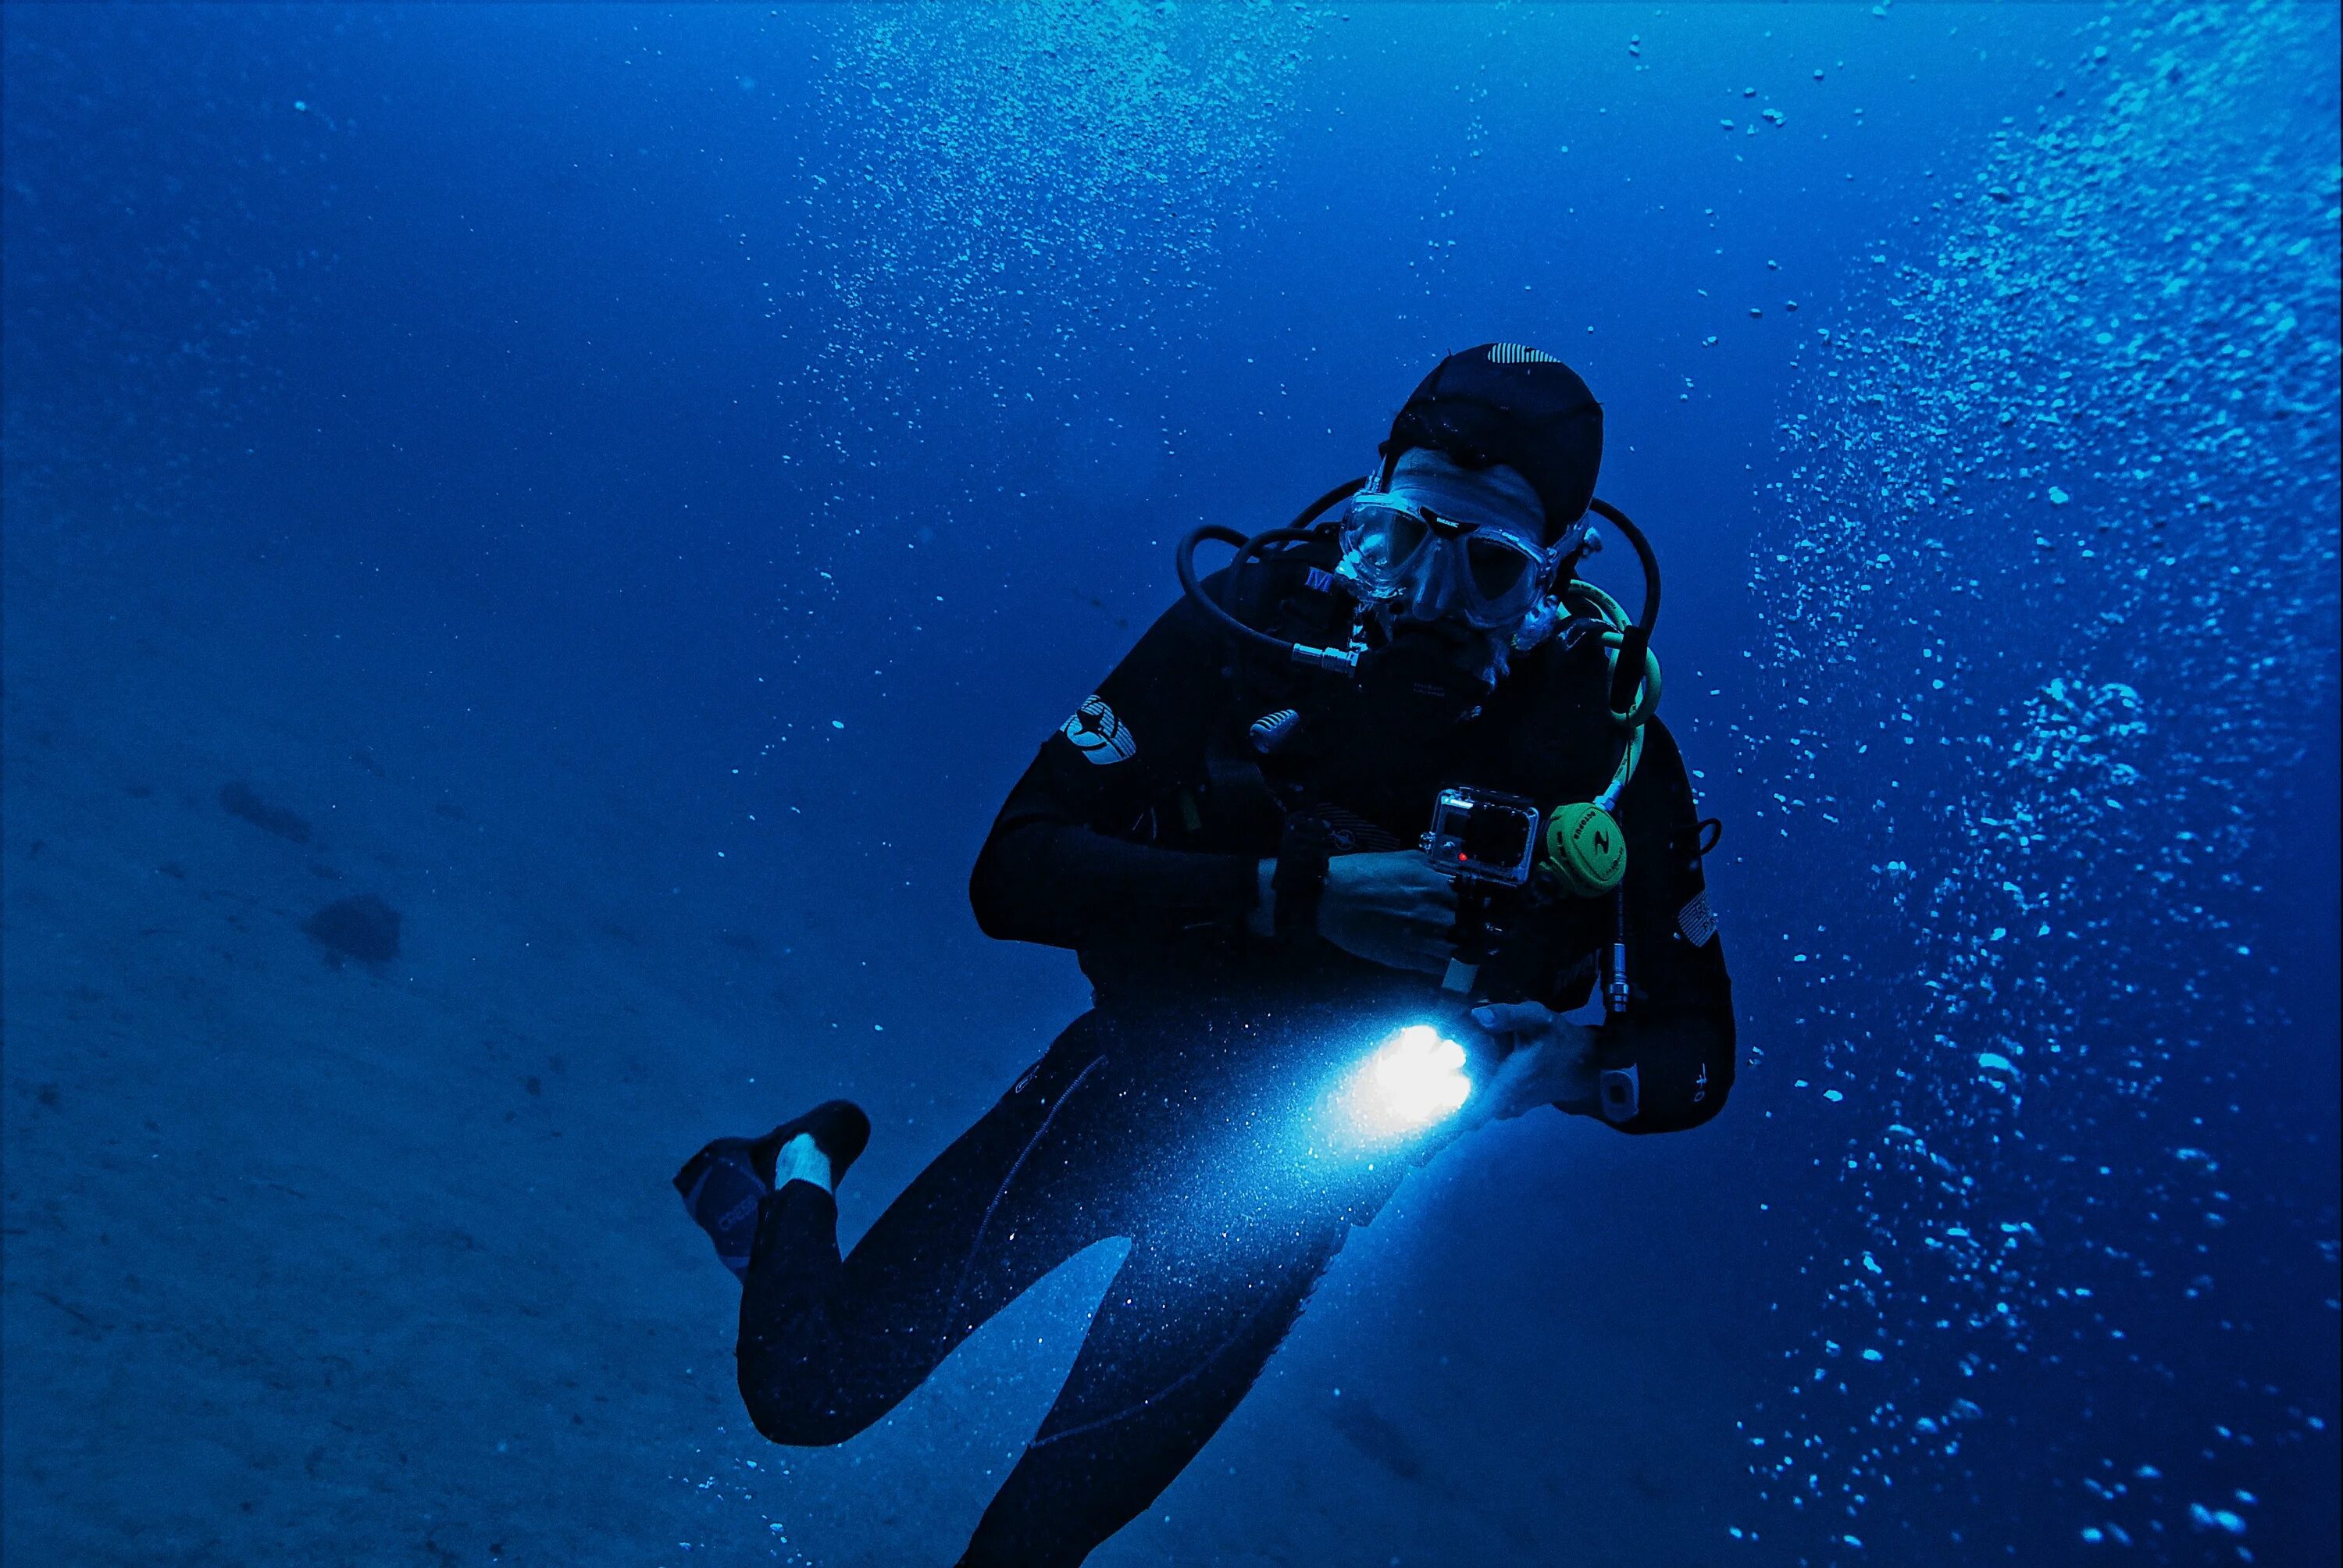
[1175,480,1671,1018]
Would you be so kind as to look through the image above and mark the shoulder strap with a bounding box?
[1201,711,1289,846]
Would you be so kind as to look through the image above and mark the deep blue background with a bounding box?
[5,5,2335,1566]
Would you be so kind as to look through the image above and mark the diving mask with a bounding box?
[1338,491,1562,633]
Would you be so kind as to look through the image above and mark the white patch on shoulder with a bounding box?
[1061,695,1137,764]
[1677,888,1718,947]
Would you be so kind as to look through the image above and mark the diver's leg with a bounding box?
[736,1016,1133,1446]
[955,1220,1347,1568]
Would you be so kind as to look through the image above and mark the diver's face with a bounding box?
[1337,450,1556,686]
[1339,455,1552,662]
[1379,511,1550,674]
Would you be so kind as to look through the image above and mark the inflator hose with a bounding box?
[1176,525,1309,659]
[1175,477,1369,661]
[1586,498,1660,718]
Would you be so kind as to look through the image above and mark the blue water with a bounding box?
[4,5,2336,1565]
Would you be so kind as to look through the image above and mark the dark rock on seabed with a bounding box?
[303,894,401,964]
[219,781,312,843]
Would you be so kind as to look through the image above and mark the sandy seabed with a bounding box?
[3,506,1748,1568]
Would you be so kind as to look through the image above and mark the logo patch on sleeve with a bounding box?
[1061,695,1137,765]
[1304,565,1336,593]
[1677,888,1718,947]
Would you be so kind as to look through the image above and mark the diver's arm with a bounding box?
[969,592,1258,950]
[971,764,1258,949]
[1250,850,1457,972]
[1591,1003,1733,1133]
[1580,718,1737,1134]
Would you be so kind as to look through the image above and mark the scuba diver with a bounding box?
[674,344,1736,1566]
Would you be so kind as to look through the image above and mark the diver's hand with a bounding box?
[1315,852,1458,975]
[1467,1001,1599,1121]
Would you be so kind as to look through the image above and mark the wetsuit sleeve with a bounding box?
[1587,718,1736,1134]
[968,588,1257,950]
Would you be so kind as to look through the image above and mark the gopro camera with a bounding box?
[1421,787,1540,888]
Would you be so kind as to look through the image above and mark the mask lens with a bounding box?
[1384,511,1428,566]
[1348,499,1432,585]
[1466,536,1532,603]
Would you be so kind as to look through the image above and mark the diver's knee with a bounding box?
[737,1367,868,1447]
[740,1389,859,1447]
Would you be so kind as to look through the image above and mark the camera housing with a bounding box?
[1421,786,1540,888]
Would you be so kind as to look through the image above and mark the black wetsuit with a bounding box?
[734,548,1736,1568]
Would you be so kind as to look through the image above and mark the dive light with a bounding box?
[1327,1025,1474,1145]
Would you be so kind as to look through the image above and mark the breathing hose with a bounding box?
[1542,500,1665,901]
[1175,477,1369,672]
[1585,498,1660,721]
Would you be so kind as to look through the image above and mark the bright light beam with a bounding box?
[1328,1025,1473,1146]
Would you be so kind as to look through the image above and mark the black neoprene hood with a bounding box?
[1382,343,1605,543]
